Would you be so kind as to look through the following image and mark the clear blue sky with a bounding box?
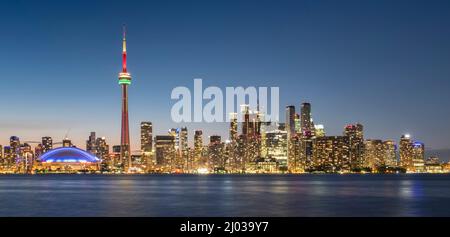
[1,0,450,154]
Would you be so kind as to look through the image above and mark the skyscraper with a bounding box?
[344,124,364,170]
[118,27,132,172]
[155,135,176,172]
[180,127,188,170]
[194,130,204,169]
[363,139,384,171]
[285,106,296,138]
[140,122,153,153]
[229,113,238,142]
[96,137,110,161]
[400,134,414,172]
[42,137,53,153]
[208,135,224,171]
[265,129,288,168]
[383,140,397,167]
[313,136,350,172]
[294,113,301,134]
[10,136,20,165]
[300,103,313,136]
[412,141,425,173]
[86,132,97,155]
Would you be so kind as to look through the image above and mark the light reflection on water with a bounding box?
[0,174,449,217]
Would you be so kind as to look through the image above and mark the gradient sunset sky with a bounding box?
[1,0,450,155]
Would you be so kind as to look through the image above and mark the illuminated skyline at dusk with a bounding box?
[1,0,450,156]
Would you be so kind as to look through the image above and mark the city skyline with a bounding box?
[1,0,450,156]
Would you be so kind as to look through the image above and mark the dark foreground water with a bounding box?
[0,174,450,217]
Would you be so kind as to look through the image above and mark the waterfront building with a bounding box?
[383,140,397,167]
[86,132,97,155]
[265,129,288,169]
[251,157,279,174]
[425,156,443,173]
[10,136,20,165]
[412,142,425,173]
[208,135,225,172]
[300,103,313,135]
[140,122,153,153]
[194,130,204,169]
[35,144,44,161]
[42,136,53,153]
[299,103,315,171]
[400,134,425,173]
[35,147,100,173]
[286,106,296,138]
[3,146,13,167]
[180,127,188,170]
[229,113,238,143]
[363,139,384,171]
[20,143,34,174]
[288,135,302,173]
[344,124,364,170]
[155,135,176,172]
[112,145,122,169]
[313,136,350,172]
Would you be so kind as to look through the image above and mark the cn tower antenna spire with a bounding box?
[123,25,127,40]
[122,25,127,73]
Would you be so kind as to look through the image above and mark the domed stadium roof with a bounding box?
[39,147,100,163]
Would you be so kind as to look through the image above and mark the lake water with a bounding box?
[0,174,449,217]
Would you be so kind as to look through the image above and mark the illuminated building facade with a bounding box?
[300,103,314,171]
[412,142,425,173]
[112,145,122,168]
[294,114,301,134]
[383,140,397,167]
[314,124,325,137]
[425,156,443,173]
[313,136,350,172]
[155,135,176,172]
[363,139,384,171]
[300,103,313,135]
[3,146,12,167]
[62,138,72,148]
[180,127,188,170]
[194,130,204,169]
[35,147,100,173]
[399,134,426,172]
[42,136,53,153]
[286,106,296,138]
[208,135,225,172]
[140,122,153,153]
[288,135,302,173]
[10,136,20,165]
[265,129,288,168]
[86,132,97,155]
[344,124,364,170]
[229,113,238,142]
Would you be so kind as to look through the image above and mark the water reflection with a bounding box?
[0,174,449,216]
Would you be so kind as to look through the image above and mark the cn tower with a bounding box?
[118,27,132,172]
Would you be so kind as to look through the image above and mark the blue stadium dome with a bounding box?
[39,147,100,163]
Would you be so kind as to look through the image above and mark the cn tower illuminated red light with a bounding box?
[118,27,132,171]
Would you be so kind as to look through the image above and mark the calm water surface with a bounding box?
[0,174,450,217]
